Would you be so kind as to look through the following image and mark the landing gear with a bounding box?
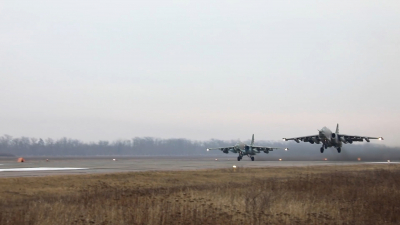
[238,152,243,161]
[251,157,255,161]
[320,143,327,153]
[337,147,341,153]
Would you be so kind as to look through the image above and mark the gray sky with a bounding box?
[1,0,399,146]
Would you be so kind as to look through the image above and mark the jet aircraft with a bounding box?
[207,134,288,161]
[282,124,383,153]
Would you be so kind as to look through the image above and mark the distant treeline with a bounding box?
[0,134,399,161]
[0,134,236,157]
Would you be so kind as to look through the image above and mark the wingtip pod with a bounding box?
[379,137,384,141]
[282,138,287,141]
[284,148,289,151]
[207,148,210,151]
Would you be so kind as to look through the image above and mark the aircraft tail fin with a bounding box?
[336,123,339,133]
[250,134,255,146]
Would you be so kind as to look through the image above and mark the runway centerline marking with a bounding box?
[0,167,88,172]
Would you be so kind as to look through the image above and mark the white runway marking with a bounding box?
[366,162,400,164]
[0,167,88,172]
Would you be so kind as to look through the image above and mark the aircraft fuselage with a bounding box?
[233,142,256,155]
[319,126,342,148]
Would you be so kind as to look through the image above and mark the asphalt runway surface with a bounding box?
[0,156,393,177]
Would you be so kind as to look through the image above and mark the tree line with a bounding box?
[0,134,399,161]
[0,134,236,157]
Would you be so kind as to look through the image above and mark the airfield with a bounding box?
[0,156,394,177]
[0,156,399,224]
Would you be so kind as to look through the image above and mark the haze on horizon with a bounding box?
[0,1,399,146]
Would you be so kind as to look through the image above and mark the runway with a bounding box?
[0,156,393,177]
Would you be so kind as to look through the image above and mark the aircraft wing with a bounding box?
[206,146,235,153]
[282,135,318,143]
[338,134,384,142]
[252,146,289,152]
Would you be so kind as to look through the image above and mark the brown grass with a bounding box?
[0,164,399,224]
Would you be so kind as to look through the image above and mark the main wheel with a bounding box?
[251,157,255,161]
[320,147,324,153]
[237,156,241,161]
[337,147,341,153]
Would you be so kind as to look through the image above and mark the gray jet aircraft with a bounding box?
[282,124,383,153]
[207,134,288,161]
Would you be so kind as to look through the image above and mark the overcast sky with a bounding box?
[0,0,399,146]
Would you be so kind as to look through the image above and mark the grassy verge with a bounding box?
[0,163,399,224]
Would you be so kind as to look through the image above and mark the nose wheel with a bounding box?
[251,157,255,161]
[320,146,324,153]
[337,147,341,153]
[237,156,242,161]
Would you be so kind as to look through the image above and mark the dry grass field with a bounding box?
[0,163,399,225]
